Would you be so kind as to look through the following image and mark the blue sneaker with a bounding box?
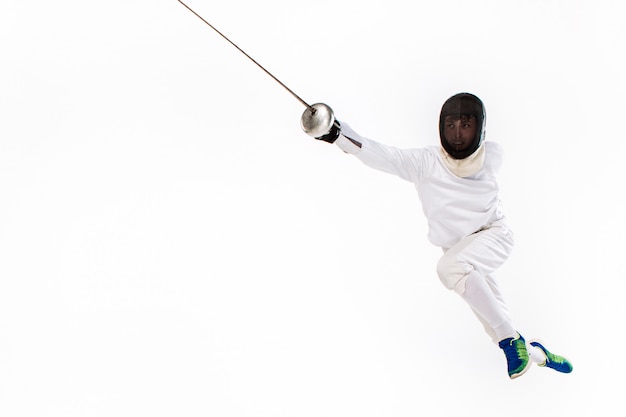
[529,339,573,373]
[498,333,531,379]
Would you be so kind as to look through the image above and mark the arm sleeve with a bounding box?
[334,122,428,183]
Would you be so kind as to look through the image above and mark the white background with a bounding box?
[1,1,624,416]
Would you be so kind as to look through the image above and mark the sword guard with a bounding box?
[301,103,335,137]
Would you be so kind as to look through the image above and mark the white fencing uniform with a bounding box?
[335,123,517,343]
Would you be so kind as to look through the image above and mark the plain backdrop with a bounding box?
[1,1,624,416]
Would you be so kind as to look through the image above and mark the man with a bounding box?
[307,93,573,379]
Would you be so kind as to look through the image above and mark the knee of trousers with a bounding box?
[437,255,474,295]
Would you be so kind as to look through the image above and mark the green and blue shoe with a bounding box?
[529,339,573,373]
[498,333,531,379]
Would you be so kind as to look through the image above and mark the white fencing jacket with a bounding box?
[335,123,506,250]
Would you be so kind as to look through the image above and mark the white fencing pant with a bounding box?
[436,220,517,343]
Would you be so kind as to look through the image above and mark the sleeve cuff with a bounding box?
[334,123,364,154]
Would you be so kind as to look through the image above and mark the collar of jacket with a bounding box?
[440,143,486,178]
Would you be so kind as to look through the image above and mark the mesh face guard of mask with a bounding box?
[439,93,486,160]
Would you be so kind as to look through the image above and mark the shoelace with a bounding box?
[503,339,524,361]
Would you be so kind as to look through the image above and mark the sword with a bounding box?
[176,0,335,137]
